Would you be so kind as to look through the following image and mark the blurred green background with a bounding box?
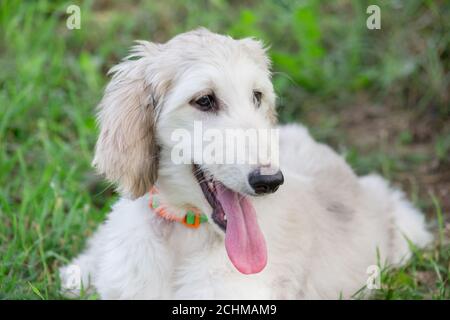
[0,0,449,299]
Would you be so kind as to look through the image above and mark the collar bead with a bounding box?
[149,187,208,229]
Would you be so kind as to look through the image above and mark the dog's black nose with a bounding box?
[248,168,284,194]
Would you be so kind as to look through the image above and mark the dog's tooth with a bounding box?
[208,182,214,190]
[224,215,227,221]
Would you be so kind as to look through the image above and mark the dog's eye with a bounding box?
[193,95,216,111]
[253,90,262,108]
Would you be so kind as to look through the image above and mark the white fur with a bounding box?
[60,29,432,299]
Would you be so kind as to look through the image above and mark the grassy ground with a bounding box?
[0,0,448,299]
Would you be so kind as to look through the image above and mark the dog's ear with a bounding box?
[93,41,168,199]
[239,38,271,71]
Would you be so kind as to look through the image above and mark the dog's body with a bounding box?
[60,29,431,299]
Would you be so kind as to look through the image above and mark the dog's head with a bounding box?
[94,29,283,274]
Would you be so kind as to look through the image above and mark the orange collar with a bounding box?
[149,187,208,229]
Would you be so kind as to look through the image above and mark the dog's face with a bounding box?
[94,29,283,274]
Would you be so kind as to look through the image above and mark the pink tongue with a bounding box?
[216,185,267,274]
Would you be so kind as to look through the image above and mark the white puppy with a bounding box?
[60,29,432,299]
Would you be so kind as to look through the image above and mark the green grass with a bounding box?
[0,0,448,299]
[352,196,449,299]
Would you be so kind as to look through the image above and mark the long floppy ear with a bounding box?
[93,41,167,199]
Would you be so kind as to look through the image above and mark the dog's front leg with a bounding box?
[63,198,175,299]
[172,246,272,299]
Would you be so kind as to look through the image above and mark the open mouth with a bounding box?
[193,165,267,275]
[194,166,227,231]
